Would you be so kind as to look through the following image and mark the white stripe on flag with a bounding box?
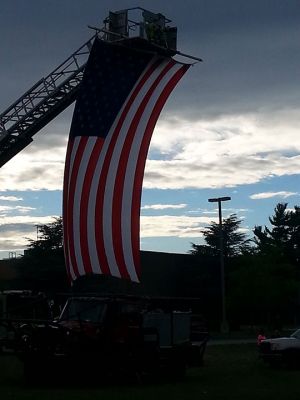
[73,136,97,275]
[67,137,81,279]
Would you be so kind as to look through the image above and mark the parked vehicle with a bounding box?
[10,295,208,381]
[259,329,300,367]
[0,290,52,353]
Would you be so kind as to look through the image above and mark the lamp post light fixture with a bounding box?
[208,196,231,333]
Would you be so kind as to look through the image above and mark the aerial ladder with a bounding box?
[0,8,200,169]
[0,38,93,168]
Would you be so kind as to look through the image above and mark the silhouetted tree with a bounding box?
[254,203,300,264]
[228,203,300,327]
[17,217,67,291]
[289,206,300,264]
[26,217,63,253]
[228,253,299,327]
[191,214,251,258]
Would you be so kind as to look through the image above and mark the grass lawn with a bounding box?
[1,344,300,400]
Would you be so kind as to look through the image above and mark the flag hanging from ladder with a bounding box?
[63,38,190,283]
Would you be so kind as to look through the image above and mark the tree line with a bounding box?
[190,203,300,329]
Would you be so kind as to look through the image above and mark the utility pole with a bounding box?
[208,196,231,333]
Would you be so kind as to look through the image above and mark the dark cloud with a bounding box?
[16,167,49,182]
[0,223,34,234]
[1,0,299,119]
[27,131,68,153]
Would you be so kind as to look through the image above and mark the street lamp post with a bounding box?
[208,196,231,333]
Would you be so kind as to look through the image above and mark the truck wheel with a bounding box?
[171,362,186,379]
[168,352,186,379]
[23,359,37,383]
[282,349,300,369]
[24,358,46,383]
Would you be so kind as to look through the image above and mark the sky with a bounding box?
[0,0,299,258]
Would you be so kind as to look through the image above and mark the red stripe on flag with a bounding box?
[79,138,105,275]
[112,60,176,279]
[131,64,190,272]
[63,138,74,282]
[67,136,89,278]
[95,58,163,278]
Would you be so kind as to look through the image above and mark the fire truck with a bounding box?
[2,295,208,381]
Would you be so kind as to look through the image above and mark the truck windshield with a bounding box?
[291,329,300,339]
[60,299,107,323]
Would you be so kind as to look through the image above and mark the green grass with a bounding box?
[1,345,300,400]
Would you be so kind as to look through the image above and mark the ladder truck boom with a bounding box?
[0,37,94,168]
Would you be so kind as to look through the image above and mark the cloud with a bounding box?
[223,208,250,213]
[201,210,219,215]
[144,154,300,190]
[144,109,300,189]
[0,236,32,251]
[0,223,37,250]
[0,213,216,251]
[0,206,17,213]
[0,215,59,226]
[250,191,298,200]
[0,205,36,215]
[1,109,300,193]
[140,215,218,238]
[141,203,187,210]
[0,141,66,191]
[238,228,251,233]
[0,215,59,251]
[0,196,23,202]
[14,206,36,214]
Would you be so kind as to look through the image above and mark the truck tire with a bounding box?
[167,350,186,379]
[282,349,300,369]
[171,361,186,379]
[23,357,48,383]
[23,359,38,383]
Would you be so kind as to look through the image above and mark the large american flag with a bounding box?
[63,38,190,283]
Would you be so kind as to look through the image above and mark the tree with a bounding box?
[289,206,300,264]
[26,217,63,253]
[254,203,300,264]
[228,253,299,327]
[189,205,300,328]
[190,214,251,258]
[268,203,291,245]
[230,203,300,327]
[17,217,67,291]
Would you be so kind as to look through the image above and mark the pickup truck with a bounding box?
[259,329,300,367]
